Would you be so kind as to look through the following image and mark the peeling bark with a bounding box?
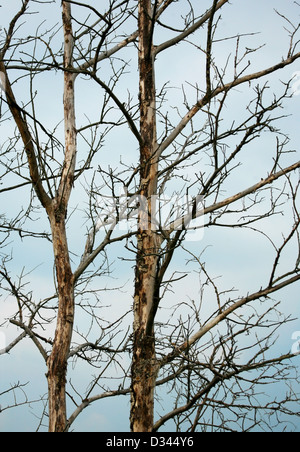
[130,0,159,433]
[46,1,77,432]
[47,216,74,433]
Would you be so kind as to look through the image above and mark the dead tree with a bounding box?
[0,0,300,432]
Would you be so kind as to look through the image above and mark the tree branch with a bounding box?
[157,51,300,157]
[155,0,230,55]
[154,350,296,431]
[0,63,52,211]
[167,161,300,234]
[159,273,300,369]
[10,320,48,362]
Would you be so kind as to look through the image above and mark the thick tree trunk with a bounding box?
[47,217,74,432]
[130,0,159,433]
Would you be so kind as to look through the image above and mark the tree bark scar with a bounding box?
[131,0,159,430]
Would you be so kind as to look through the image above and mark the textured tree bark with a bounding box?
[47,217,74,433]
[46,1,76,432]
[130,0,159,433]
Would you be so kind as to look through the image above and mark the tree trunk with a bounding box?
[46,217,74,432]
[46,1,76,432]
[130,0,159,433]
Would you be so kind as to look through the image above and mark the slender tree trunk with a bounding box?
[130,0,159,433]
[46,1,76,432]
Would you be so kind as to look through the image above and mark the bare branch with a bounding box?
[160,273,300,369]
[155,0,230,55]
[158,52,300,156]
[0,64,52,210]
[10,320,48,362]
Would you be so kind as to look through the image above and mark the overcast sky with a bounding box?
[0,0,300,432]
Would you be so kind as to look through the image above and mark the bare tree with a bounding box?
[0,0,300,432]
